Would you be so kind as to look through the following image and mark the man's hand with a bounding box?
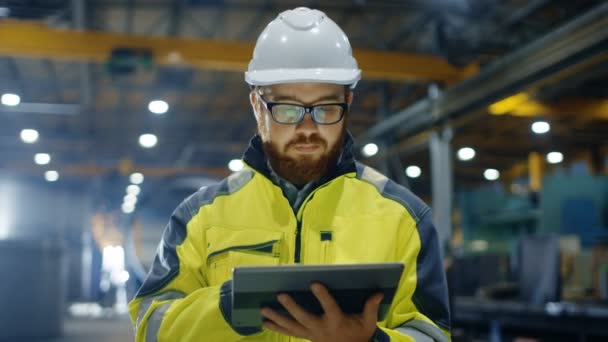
[260,283,383,342]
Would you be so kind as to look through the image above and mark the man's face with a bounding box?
[250,82,353,185]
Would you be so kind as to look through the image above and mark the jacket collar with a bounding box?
[242,131,357,184]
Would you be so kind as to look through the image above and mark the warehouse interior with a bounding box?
[0,0,607,341]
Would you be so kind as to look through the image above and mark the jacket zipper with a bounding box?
[321,240,329,263]
[292,178,340,263]
[320,231,332,263]
[294,221,302,263]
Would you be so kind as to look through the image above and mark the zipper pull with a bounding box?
[320,231,332,241]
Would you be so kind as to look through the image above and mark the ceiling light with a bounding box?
[484,168,500,181]
[228,159,244,172]
[34,153,51,165]
[126,184,140,196]
[457,147,476,161]
[546,151,564,164]
[121,202,135,214]
[1,93,20,106]
[531,121,550,134]
[405,165,422,178]
[45,170,59,182]
[129,172,144,185]
[20,129,39,143]
[123,194,138,205]
[148,100,169,114]
[139,134,158,148]
[362,143,379,157]
[470,240,489,252]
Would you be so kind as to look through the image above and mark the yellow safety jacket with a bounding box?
[129,134,451,341]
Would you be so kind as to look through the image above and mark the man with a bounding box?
[129,7,450,342]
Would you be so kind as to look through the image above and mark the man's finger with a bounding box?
[276,293,318,328]
[261,307,308,337]
[263,320,294,337]
[363,293,384,322]
[311,283,342,317]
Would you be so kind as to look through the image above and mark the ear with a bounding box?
[347,91,354,106]
[249,90,262,122]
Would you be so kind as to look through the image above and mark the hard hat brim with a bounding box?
[245,68,361,88]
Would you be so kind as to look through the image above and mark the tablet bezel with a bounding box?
[231,262,404,328]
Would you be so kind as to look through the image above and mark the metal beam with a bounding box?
[2,57,26,97]
[502,0,551,28]
[167,0,184,37]
[430,126,453,253]
[0,102,80,115]
[0,20,470,82]
[360,2,608,146]
[71,0,92,108]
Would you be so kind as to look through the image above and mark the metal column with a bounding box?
[430,126,453,256]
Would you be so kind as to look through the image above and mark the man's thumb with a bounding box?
[364,294,384,320]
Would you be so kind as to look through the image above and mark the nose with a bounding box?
[294,111,318,136]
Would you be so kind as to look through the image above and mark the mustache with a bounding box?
[285,134,327,150]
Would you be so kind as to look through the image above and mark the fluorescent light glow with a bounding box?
[228,159,244,172]
[126,184,140,196]
[139,134,158,148]
[101,246,127,286]
[129,172,144,185]
[148,100,169,114]
[121,202,135,214]
[362,143,379,157]
[405,165,422,178]
[546,151,564,164]
[531,121,550,134]
[1,93,20,106]
[45,170,59,182]
[116,270,130,284]
[123,194,138,205]
[484,168,500,181]
[20,129,39,143]
[457,147,476,161]
[34,153,51,165]
[470,240,489,252]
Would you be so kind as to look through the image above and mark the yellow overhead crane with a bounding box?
[0,19,474,82]
[489,92,608,123]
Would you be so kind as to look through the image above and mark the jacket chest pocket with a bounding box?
[204,227,284,286]
[327,215,401,263]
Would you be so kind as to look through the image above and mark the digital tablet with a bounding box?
[231,262,404,328]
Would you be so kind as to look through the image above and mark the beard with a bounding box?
[262,128,346,187]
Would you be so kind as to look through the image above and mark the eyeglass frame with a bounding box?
[257,94,348,125]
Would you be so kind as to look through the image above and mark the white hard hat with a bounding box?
[245,7,361,89]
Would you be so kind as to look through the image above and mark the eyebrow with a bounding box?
[269,94,344,104]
